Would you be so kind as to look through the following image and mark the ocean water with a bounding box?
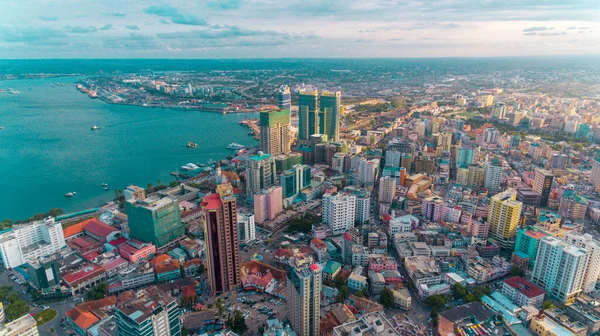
[0,77,258,220]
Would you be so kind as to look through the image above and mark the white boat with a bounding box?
[91,125,100,130]
[181,163,200,171]
[227,142,246,150]
[64,192,77,197]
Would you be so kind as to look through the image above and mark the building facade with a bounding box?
[126,196,184,248]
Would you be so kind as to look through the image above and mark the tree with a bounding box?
[227,310,248,334]
[542,300,553,310]
[258,325,265,335]
[509,266,525,277]
[354,287,368,298]
[85,283,108,301]
[198,263,205,275]
[424,294,448,310]
[216,298,225,317]
[47,208,63,217]
[379,288,394,309]
[334,276,346,289]
[337,286,349,303]
[451,283,467,299]
[5,300,29,321]
[464,293,477,303]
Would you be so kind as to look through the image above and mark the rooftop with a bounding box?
[503,276,545,298]
[116,286,176,324]
[332,312,399,336]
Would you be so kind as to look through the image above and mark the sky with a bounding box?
[0,0,599,58]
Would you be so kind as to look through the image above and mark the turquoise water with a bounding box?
[0,77,258,220]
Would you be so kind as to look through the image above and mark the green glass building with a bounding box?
[320,91,341,142]
[259,108,291,155]
[126,196,185,248]
[514,227,547,269]
[298,90,319,144]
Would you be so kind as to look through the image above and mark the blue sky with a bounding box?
[0,0,598,58]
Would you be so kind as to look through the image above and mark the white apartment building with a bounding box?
[0,314,39,336]
[388,215,418,235]
[563,233,600,293]
[378,176,396,204]
[323,193,356,235]
[484,158,503,191]
[356,158,380,188]
[531,236,590,304]
[238,213,256,244]
[591,158,600,193]
[0,218,66,269]
[354,195,370,224]
[385,150,402,167]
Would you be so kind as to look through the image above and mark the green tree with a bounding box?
[379,288,394,309]
[509,266,525,277]
[5,300,29,321]
[451,283,467,299]
[198,263,205,275]
[227,310,248,334]
[258,325,265,335]
[542,300,553,310]
[337,286,349,303]
[464,293,477,303]
[334,276,345,289]
[424,294,448,310]
[47,208,63,217]
[216,298,225,317]
[85,283,108,301]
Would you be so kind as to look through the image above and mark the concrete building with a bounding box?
[237,214,256,244]
[488,189,522,250]
[332,312,399,336]
[532,169,554,207]
[531,236,590,304]
[0,314,38,336]
[559,192,588,221]
[421,196,447,222]
[320,91,342,142]
[298,89,319,145]
[115,286,180,336]
[126,196,184,248]
[246,152,276,197]
[563,233,600,293]
[0,217,66,269]
[253,186,283,224]
[280,164,311,199]
[286,253,321,336]
[356,158,380,188]
[322,192,356,235]
[501,276,545,308]
[260,108,291,155]
[591,158,600,193]
[484,157,503,191]
[378,176,396,205]
[514,228,546,270]
[201,183,241,295]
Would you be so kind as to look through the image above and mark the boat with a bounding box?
[64,192,77,197]
[91,125,100,130]
[248,131,255,135]
[7,89,20,94]
[186,142,198,148]
[0,127,3,130]
[181,163,200,171]
[102,183,108,187]
[227,142,246,150]
[103,186,110,190]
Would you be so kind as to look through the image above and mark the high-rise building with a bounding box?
[355,158,380,188]
[246,152,276,197]
[378,176,396,205]
[344,187,371,224]
[482,128,500,144]
[510,135,521,150]
[514,228,547,270]
[467,163,485,187]
[484,157,503,191]
[253,186,283,224]
[279,164,311,199]
[298,90,319,144]
[115,286,181,336]
[260,108,291,155]
[532,169,554,207]
[322,192,356,235]
[126,196,184,248]
[277,85,291,109]
[286,253,321,336]
[550,153,568,170]
[237,214,256,244]
[26,256,60,290]
[0,217,66,269]
[436,133,453,152]
[488,189,522,249]
[456,147,475,168]
[563,233,600,293]
[559,192,588,221]
[320,91,342,142]
[591,158,600,193]
[531,236,589,304]
[201,183,241,294]
[421,196,447,222]
[492,102,506,119]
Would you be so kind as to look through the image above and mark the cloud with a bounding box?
[388,38,404,41]
[207,0,244,10]
[38,16,59,21]
[568,26,590,30]
[0,26,68,45]
[441,23,461,29]
[99,24,113,31]
[126,25,140,30]
[103,12,127,17]
[156,26,285,39]
[64,26,98,34]
[538,32,566,36]
[523,26,554,32]
[104,33,160,50]
[144,4,207,26]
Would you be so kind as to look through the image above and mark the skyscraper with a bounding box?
[126,196,185,248]
[378,176,396,205]
[532,169,554,207]
[246,152,276,197]
[277,85,291,109]
[591,158,600,193]
[279,164,311,199]
[563,233,600,293]
[322,192,356,235]
[260,108,291,155]
[456,147,475,168]
[436,132,453,152]
[484,157,503,191]
[201,183,241,295]
[514,228,547,270]
[286,253,321,336]
[531,236,589,304]
[298,90,319,144]
[488,189,522,249]
[320,91,342,142]
[254,185,283,224]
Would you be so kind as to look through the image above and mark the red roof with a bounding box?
[525,230,547,239]
[181,285,196,299]
[82,252,99,261]
[119,243,139,256]
[342,232,352,241]
[63,264,105,287]
[65,309,99,330]
[109,237,128,247]
[63,221,88,238]
[101,257,128,271]
[311,238,327,249]
[503,276,545,298]
[310,264,320,272]
[70,236,99,248]
[201,193,221,210]
[84,218,118,238]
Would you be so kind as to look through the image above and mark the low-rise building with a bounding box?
[0,314,38,336]
[62,263,106,295]
[392,288,411,310]
[119,240,156,263]
[404,256,441,287]
[502,276,545,308]
[150,254,181,282]
[332,312,400,336]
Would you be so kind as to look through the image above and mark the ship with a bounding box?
[7,89,20,94]
[181,163,200,171]
[64,192,77,197]
[227,142,246,150]
[91,125,100,130]
[186,142,198,148]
